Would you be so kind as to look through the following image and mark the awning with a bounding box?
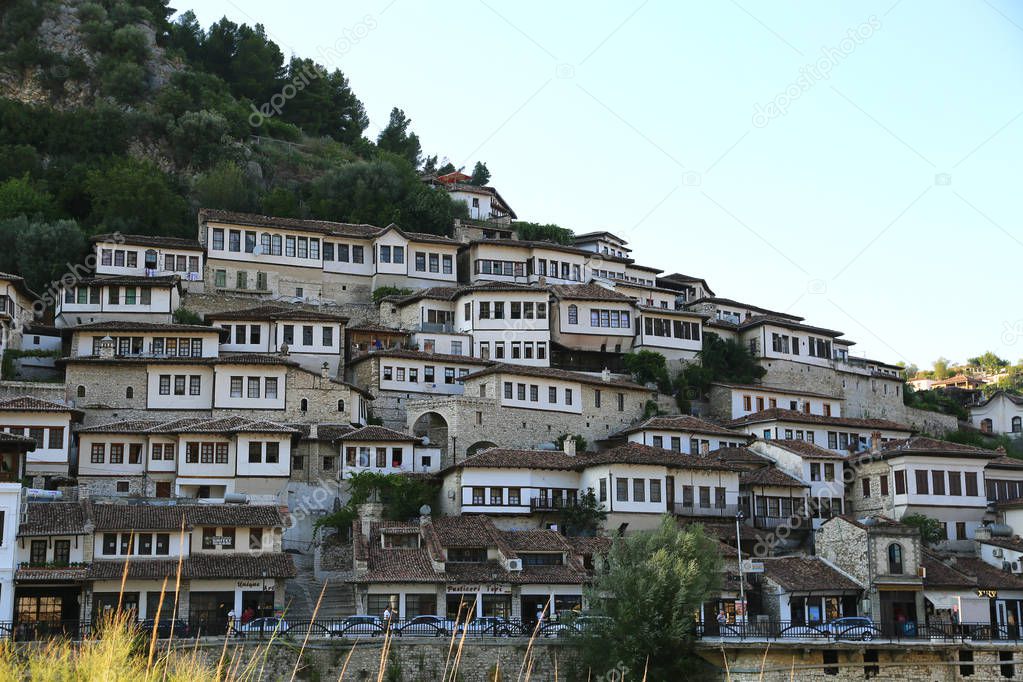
[925,592,962,610]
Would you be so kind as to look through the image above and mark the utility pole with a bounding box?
[735,510,746,624]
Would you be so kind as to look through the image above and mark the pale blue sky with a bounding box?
[183,1,1023,370]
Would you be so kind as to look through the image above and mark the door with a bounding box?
[189,591,234,636]
[665,476,675,512]
[155,482,171,498]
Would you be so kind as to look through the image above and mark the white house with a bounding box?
[749,439,849,528]
[55,275,182,328]
[337,425,440,478]
[208,305,348,375]
[0,272,39,375]
[0,432,32,621]
[0,396,83,480]
[970,391,1023,437]
[707,382,842,420]
[548,283,636,355]
[454,283,551,366]
[729,408,913,453]
[91,233,204,285]
[616,415,751,455]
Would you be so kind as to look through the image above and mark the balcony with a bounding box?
[671,503,738,518]
[530,496,578,512]
[417,322,457,334]
[751,515,812,531]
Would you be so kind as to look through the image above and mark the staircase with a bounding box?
[284,551,357,620]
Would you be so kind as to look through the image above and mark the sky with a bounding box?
[181,1,1023,371]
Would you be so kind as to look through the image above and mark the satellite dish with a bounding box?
[420,435,430,445]
[419,504,432,516]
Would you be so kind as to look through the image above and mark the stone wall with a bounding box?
[187,637,576,682]
[0,380,65,401]
[703,644,1023,681]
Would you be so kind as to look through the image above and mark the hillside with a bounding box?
[0,0,477,294]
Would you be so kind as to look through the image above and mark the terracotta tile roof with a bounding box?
[338,425,418,442]
[90,504,286,531]
[737,314,844,338]
[500,529,572,553]
[16,566,90,581]
[824,515,913,533]
[19,502,89,536]
[974,390,1023,407]
[617,415,747,438]
[705,446,774,467]
[684,297,802,321]
[954,557,1023,590]
[200,208,381,238]
[739,467,808,488]
[709,381,841,400]
[761,557,861,592]
[765,439,848,460]
[0,431,35,447]
[565,536,612,555]
[450,447,579,471]
[581,443,743,472]
[0,397,83,417]
[91,233,203,250]
[460,363,649,392]
[977,536,1023,553]
[548,283,635,303]
[354,547,441,583]
[874,437,1001,459]
[66,320,217,334]
[730,408,913,432]
[921,552,976,589]
[988,456,1023,470]
[347,349,493,368]
[315,424,356,442]
[433,516,494,548]
[89,553,296,580]
[208,305,348,323]
[78,417,297,435]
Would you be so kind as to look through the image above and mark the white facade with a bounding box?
[56,278,181,327]
[455,288,551,366]
[970,392,1023,437]
[715,383,841,419]
[0,483,21,620]
[0,409,75,476]
[93,237,203,280]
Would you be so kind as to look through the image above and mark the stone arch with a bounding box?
[466,440,497,457]
[412,411,449,461]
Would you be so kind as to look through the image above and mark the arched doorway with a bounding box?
[412,411,449,463]
[466,441,497,457]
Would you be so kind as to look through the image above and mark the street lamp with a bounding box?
[260,570,268,617]
[735,511,746,624]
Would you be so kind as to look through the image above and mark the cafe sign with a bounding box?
[977,589,998,599]
[447,584,510,594]
[238,580,273,590]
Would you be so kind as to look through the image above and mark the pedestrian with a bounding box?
[717,609,727,625]
[383,605,393,633]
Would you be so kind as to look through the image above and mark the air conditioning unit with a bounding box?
[506,559,522,571]
[1004,561,1013,572]
[1013,561,1021,573]
[993,548,1004,558]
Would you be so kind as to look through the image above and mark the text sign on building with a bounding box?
[210,536,234,546]
[740,560,764,573]
[447,584,511,594]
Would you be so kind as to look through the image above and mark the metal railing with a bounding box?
[696,619,1023,643]
[671,503,738,518]
[0,616,594,641]
[529,496,578,512]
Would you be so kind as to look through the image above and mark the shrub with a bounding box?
[100,60,148,102]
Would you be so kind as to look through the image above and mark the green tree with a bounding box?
[559,488,606,537]
[674,333,767,410]
[513,221,574,244]
[932,357,952,380]
[968,352,1009,373]
[168,109,231,168]
[0,175,55,219]
[193,161,258,212]
[280,58,368,144]
[0,217,87,293]
[83,158,190,236]
[576,517,721,680]
[376,108,421,167]
[901,513,944,545]
[468,161,490,186]
[623,350,671,391]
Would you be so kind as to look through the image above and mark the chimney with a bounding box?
[358,501,383,540]
[321,362,330,380]
[563,437,577,457]
[974,525,992,542]
[97,336,115,359]
[601,367,611,383]
[700,441,710,456]
[870,431,882,453]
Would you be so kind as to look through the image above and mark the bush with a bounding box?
[0,175,55,219]
[168,109,231,168]
[100,59,148,102]
[110,25,150,62]
[172,307,205,325]
[372,286,412,304]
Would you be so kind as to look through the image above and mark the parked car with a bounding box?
[327,615,385,638]
[822,616,878,641]
[233,617,288,638]
[541,614,612,638]
[137,619,192,639]
[394,615,456,637]
[458,616,519,637]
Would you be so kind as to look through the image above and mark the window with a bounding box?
[212,229,224,250]
[965,471,979,496]
[617,393,625,411]
[915,469,929,495]
[567,305,578,324]
[189,376,201,395]
[230,376,243,398]
[47,427,63,449]
[249,441,262,463]
[887,543,903,574]
[30,539,47,565]
[880,475,889,496]
[650,479,662,503]
[322,327,333,346]
[932,470,946,495]
[895,470,907,495]
[633,479,646,502]
[824,463,835,481]
[956,521,967,540]
[300,398,309,412]
[53,539,70,566]
[861,478,871,498]
[616,478,629,501]
[109,444,124,464]
[265,378,278,400]
[229,230,241,252]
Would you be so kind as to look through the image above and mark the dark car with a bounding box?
[394,615,456,637]
[823,616,878,641]
[137,619,192,639]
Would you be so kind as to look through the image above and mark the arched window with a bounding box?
[567,305,578,325]
[300,398,308,412]
[888,543,903,575]
[337,399,345,412]
[77,385,86,398]
[125,387,133,399]
[981,418,993,433]
[144,249,158,270]
[1013,416,1022,433]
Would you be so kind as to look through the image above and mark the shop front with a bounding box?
[519,585,584,626]
[13,578,85,640]
[445,583,513,620]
